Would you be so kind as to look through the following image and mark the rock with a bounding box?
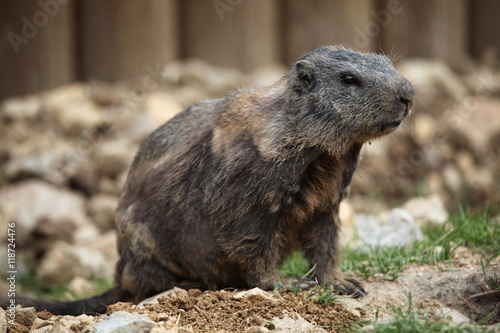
[11,307,37,330]
[162,59,243,95]
[30,318,55,333]
[442,165,462,193]
[271,313,327,333]
[73,223,101,245]
[34,217,77,243]
[116,114,158,144]
[0,308,8,333]
[445,99,500,155]
[67,160,101,196]
[145,92,183,125]
[68,276,97,298]
[339,201,356,246]
[59,99,104,134]
[42,83,104,135]
[94,311,157,333]
[0,95,42,122]
[84,230,119,272]
[355,208,423,247]
[3,150,65,184]
[94,140,136,179]
[138,288,188,306]
[231,288,276,303]
[0,180,89,246]
[402,194,448,226]
[37,241,110,285]
[413,113,437,145]
[434,307,470,324]
[88,194,119,230]
[245,326,270,333]
[45,314,96,333]
[246,64,287,88]
[99,175,125,196]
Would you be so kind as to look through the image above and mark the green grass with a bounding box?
[16,269,113,300]
[350,295,498,333]
[280,206,500,281]
[278,207,500,332]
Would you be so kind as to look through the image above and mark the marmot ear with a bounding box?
[295,60,315,90]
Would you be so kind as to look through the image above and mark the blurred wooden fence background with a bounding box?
[1,0,499,101]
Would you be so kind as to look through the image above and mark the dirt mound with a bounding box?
[106,288,360,332]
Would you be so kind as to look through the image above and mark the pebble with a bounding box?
[94,311,157,333]
[402,194,448,226]
[355,208,423,247]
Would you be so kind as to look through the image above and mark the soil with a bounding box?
[106,288,360,332]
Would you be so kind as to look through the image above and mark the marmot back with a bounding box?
[3,46,414,314]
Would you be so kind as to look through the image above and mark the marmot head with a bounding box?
[286,45,414,154]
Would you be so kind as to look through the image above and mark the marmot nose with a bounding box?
[399,96,412,107]
[399,94,413,117]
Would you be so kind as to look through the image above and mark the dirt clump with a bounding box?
[106,289,359,332]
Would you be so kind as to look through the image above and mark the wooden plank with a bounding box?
[380,0,468,66]
[79,0,179,81]
[182,0,280,71]
[470,0,500,59]
[0,0,76,101]
[283,0,375,65]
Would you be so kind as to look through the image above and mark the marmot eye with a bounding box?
[340,73,361,86]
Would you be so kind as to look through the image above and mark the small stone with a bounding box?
[138,288,188,306]
[94,311,157,333]
[67,160,101,196]
[116,114,158,144]
[68,276,97,298]
[442,165,462,193]
[45,83,104,134]
[340,200,356,246]
[434,307,470,324]
[231,288,276,302]
[244,326,270,333]
[145,92,183,125]
[413,113,436,145]
[88,194,119,231]
[402,194,448,226]
[271,314,327,332]
[30,318,55,333]
[14,306,37,329]
[0,308,8,333]
[4,151,65,184]
[37,241,109,285]
[246,64,287,88]
[50,314,96,333]
[162,59,243,95]
[94,140,136,179]
[0,180,89,246]
[355,208,423,247]
[0,95,42,122]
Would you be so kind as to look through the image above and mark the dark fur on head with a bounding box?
[2,46,414,315]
